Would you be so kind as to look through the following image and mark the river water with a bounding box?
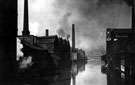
[70,58,107,85]
[15,57,111,85]
[43,57,107,85]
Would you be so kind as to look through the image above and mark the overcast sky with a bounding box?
[18,0,132,54]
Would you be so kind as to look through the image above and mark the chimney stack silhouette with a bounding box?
[132,0,135,30]
[22,0,30,36]
[72,24,75,51]
[46,29,49,36]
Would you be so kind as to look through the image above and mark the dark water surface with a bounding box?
[3,57,108,85]
[40,57,107,85]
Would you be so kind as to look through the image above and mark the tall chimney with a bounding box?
[72,24,75,50]
[22,0,30,36]
[46,29,49,36]
[132,0,135,30]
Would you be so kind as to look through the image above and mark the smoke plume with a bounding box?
[53,0,132,55]
[17,38,23,60]
[17,38,33,69]
[18,0,132,56]
[19,56,33,69]
[57,13,71,37]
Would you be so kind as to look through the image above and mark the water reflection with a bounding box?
[71,59,107,85]
[71,60,86,85]
[13,58,108,85]
[101,58,135,85]
[4,57,118,85]
[101,65,123,85]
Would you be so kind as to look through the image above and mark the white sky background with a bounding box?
[18,0,131,54]
[18,0,61,36]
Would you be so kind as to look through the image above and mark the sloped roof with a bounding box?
[21,40,46,50]
[36,35,58,43]
[37,35,58,39]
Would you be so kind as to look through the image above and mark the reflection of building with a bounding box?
[71,63,77,85]
[71,63,78,76]
[71,61,86,76]
[71,61,86,85]
[101,66,123,85]
[77,61,86,72]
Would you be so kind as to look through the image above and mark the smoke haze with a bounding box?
[18,0,132,55]
[53,0,131,54]
[17,38,23,60]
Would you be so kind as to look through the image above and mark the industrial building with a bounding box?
[18,0,71,71]
[71,24,86,61]
[102,1,135,84]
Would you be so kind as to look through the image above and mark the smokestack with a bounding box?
[22,0,30,36]
[72,24,75,50]
[132,0,135,30]
[46,29,49,36]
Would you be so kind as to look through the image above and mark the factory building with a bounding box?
[18,0,71,70]
[104,0,135,84]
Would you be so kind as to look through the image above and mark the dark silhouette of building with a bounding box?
[22,0,30,36]
[105,0,135,84]
[101,65,124,85]
[132,0,135,30]
[0,0,17,84]
[72,24,75,51]
[18,0,71,70]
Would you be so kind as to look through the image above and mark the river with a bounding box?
[41,57,107,85]
[14,57,126,85]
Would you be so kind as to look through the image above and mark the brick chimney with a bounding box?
[72,24,75,50]
[46,29,49,36]
[22,0,30,36]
